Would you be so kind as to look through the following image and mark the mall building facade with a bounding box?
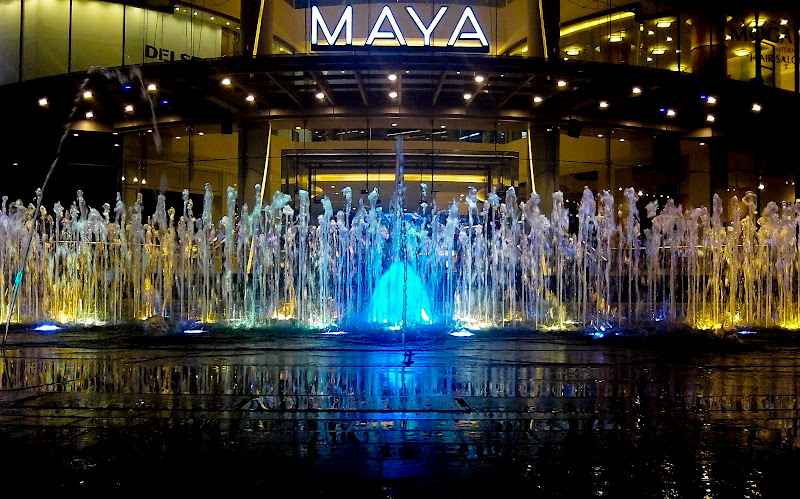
[1,0,799,218]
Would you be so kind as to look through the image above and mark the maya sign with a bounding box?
[311,5,489,50]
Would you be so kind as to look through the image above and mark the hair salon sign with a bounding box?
[311,4,489,52]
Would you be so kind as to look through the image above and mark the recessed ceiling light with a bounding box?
[83,90,92,99]
[707,96,717,104]
[463,93,472,100]
[440,125,446,128]
[557,80,567,87]
[38,97,48,107]
[124,104,134,112]
[474,75,485,83]
[389,91,398,99]
[391,123,397,127]
[295,126,301,130]
[533,96,543,103]
[388,74,397,81]
[221,78,231,86]
[147,83,157,91]
[752,103,762,112]
[706,114,715,122]
[666,108,676,117]
[85,111,94,118]
[632,86,642,94]
[246,94,255,102]
[599,101,609,109]
[316,92,325,100]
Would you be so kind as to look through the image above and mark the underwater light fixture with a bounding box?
[450,330,474,337]
[34,324,61,332]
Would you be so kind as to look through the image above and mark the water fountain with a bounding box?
[2,82,799,334]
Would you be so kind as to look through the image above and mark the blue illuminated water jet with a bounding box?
[366,262,433,327]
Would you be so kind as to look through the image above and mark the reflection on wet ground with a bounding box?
[1,328,799,495]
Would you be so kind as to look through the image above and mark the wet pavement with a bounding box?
[1,327,799,495]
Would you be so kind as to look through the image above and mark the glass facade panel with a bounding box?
[22,0,70,80]
[71,0,124,72]
[0,0,21,85]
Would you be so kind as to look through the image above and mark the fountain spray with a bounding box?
[2,66,160,349]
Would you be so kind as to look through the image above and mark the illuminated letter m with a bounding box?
[311,5,353,46]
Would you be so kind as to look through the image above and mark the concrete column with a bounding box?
[687,10,727,78]
[237,122,276,209]
[242,0,274,56]
[527,0,559,59]
[531,123,559,214]
[709,137,729,209]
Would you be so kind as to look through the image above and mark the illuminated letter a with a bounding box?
[447,7,488,47]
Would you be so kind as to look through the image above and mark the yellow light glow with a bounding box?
[655,19,675,28]
[312,173,487,184]
[561,11,635,37]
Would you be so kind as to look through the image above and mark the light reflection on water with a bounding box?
[0,329,799,494]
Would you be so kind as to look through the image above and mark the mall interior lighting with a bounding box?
[124,104,134,112]
[315,92,325,100]
[147,83,157,91]
[632,86,642,94]
[557,80,567,87]
[388,74,397,81]
[246,94,255,102]
[534,96,543,103]
[752,103,762,112]
[38,97,48,107]
[599,101,609,109]
[706,114,716,122]
[141,179,146,185]
[83,90,92,99]
[85,111,93,118]
[463,93,472,100]
[221,78,231,86]
[707,95,717,104]
[474,75,485,83]
[389,91,398,99]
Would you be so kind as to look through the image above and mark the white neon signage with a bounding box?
[310,5,489,49]
[406,6,448,46]
[311,5,353,45]
[366,6,407,45]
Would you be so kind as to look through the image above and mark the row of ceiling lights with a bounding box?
[37,76,765,128]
